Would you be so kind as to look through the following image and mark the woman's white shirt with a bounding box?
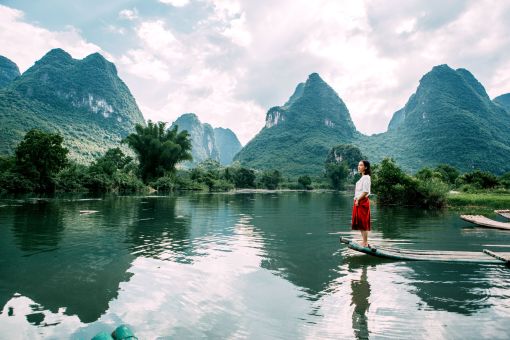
[354,175,371,199]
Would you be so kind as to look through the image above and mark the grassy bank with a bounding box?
[447,192,510,210]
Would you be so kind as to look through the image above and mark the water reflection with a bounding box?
[351,266,370,340]
[2,197,138,323]
[12,200,64,252]
[406,262,493,315]
[1,193,510,339]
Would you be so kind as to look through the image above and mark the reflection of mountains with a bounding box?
[1,198,140,323]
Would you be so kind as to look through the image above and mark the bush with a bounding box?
[456,170,499,189]
[500,172,510,189]
[259,170,281,190]
[374,158,448,208]
[0,171,35,193]
[55,163,88,192]
[298,175,312,190]
[114,171,145,193]
[416,178,449,208]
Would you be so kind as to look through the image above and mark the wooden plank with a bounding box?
[460,215,510,230]
[495,210,510,220]
[483,249,510,263]
[340,237,504,264]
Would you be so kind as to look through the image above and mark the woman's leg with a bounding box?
[361,231,368,247]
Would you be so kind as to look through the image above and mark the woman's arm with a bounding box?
[354,191,368,206]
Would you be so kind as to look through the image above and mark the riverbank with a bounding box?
[447,191,510,211]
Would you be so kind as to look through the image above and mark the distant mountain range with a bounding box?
[0,49,242,165]
[171,113,242,166]
[237,66,510,175]
[1,49,508,174]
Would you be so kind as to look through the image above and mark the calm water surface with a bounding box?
[0,192,509,339]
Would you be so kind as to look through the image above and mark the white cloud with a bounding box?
[159,0,190,7]
[0,5,103,72]
[119,8,138,20]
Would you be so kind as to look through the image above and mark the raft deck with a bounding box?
[340,237,508,264]
[460,215,510,231]
[495,210,510,220]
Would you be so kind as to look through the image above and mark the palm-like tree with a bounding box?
[123,121,192,183]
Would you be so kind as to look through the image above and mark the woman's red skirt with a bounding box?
[352,197,371,231]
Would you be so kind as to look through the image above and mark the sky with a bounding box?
[1,0,510,145]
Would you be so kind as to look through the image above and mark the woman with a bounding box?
[352,160,371,247]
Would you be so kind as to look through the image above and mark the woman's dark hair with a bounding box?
[361,160,371,176]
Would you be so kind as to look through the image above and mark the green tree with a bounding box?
[434,164,460,185]
[456,170,499,189]
[260,170,281,190]
[232,167,256,188]
[123,121,192,183]
[500,172,510,189]
[15,129,68,191]
[298,175,312,190]
[325,162,349,190]
[89,147,133,176]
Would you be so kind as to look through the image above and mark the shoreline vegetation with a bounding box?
[1,128,509,210]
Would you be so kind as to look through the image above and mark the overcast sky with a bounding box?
[1,0,509,144]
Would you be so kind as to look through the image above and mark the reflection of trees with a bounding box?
[3,197,138,323]
[11,200,64,252]
[351,266,370,340]
[126,196,192,260]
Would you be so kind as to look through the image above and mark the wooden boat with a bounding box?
[495,209,510,219]
[460,215,510,231]
[340,237,509,265]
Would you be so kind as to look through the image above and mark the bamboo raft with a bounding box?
[460,215,510,230]
[340,237,509,264]
[495,210,510,219]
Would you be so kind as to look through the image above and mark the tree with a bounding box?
[434,164,460,185]
[233,167,256,188]
[260,170,281,190]
[123,121,192,183]
[298,175,312,190]
[325,144,364,190]
[89,147,132,176]
[325,162,350,190]
[15,129,68,191]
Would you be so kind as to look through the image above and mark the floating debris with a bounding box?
[79,210,99,215]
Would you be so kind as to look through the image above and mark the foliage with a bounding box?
[297,175,312,190]
[123,121,192,183]
[435,164,460,185]
[500,172,510,189]
[325,162,349,190]
[373,158,448,208]
[259,170,281,190]
[14,129,68,192]
[225,166,256,188]
[54,162,88,192]
[455,170,499,189]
